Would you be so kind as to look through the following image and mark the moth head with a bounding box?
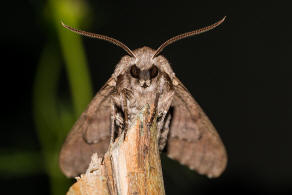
[127,47,159,88]
[61,16,226,85]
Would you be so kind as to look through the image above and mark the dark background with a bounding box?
[1,0,292,194]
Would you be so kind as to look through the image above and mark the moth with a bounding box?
[59,17,227,179]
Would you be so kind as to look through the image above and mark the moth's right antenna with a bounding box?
[61,22,136,58]
[153,16,226,58]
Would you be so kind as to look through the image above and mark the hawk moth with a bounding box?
[59,17,227,179]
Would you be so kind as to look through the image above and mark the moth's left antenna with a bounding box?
[61,21,136,58]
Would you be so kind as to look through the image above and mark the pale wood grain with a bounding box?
[67,104,165,195]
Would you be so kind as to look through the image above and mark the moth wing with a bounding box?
[167,78,227,178]
[59,78,115,178]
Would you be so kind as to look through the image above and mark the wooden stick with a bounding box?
[67,104,165,195]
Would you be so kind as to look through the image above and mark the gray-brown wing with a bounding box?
[59,79,114,178]
[167,79,227,178]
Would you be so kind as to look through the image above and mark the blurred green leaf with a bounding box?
[33,0,94,194]
[34,43,71,195]
[50,0,93,116]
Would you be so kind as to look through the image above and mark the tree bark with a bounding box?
[67,104,165,195]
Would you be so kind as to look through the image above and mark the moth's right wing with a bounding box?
[167,78,227,178]
[59,78,115,178]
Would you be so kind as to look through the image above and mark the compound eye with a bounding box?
[130,65,140,79]
[149,65,158,79]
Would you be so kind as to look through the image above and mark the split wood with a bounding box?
[67,104,165,195]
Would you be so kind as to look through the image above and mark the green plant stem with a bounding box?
[33,44,71,195]
[50,0,93,116]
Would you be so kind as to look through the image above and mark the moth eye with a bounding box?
[149,65,158,79]
[130,65,140,79]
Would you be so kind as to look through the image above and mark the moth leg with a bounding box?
[156,110,167,139]
[115,113,124,130]
[149,93,160,126]
[110,98,124,142]
[110,101,116,143]
[159,112,171,151]
[121,90,129,139]
[156,90,174,138]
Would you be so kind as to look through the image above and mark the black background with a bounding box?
[1,0,292,194]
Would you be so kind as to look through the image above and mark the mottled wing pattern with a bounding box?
[167,78,227,178]
[59,79,114,178]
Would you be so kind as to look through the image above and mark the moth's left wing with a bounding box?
[59,78,115,178]
[167,78,227,178]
